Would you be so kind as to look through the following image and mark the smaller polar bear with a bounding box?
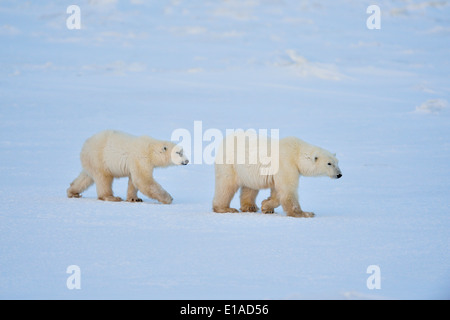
[67,130,188,204]
[212,132,342,217]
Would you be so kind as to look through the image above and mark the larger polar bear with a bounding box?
[212,131,342,217]
[67,130,188,203]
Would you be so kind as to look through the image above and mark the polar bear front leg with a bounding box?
[279,190,314,218]
[149,182,173,204]
[132,174,173,204]
[142,181,173,204]
[261,189,280,214]
[212,164,239,213]
[67,170,94,198]
[126,177,143,202]
[212,184,239,213]
[94,174,123,202]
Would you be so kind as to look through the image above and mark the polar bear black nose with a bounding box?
[182,160,189,165]
[337,174,342,179]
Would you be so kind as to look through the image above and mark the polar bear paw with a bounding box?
[99,195,123,202]
[240,204,259,212]
[213,207,239,213]
[67,191,82,198]
[288,210,315,218]
[159,193,173,204]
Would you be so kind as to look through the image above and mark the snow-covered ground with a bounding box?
[0,0,449,299]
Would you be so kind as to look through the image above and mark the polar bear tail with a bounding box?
[67,170,94,198]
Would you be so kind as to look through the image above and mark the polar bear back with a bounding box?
[215,131,279,189]
[81,130,151,178]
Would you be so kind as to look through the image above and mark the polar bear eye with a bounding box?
[163,146,167,152]
[328,163,332,166]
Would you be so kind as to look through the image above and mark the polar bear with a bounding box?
[212,132,342,217]
[67,130,188,203]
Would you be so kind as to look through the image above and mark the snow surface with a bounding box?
[0,0,449,299]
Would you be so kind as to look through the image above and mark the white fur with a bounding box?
[67,130,188,203]
[212,132,342,217]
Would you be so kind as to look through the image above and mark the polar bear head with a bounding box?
[170,144,189,166]
[297,143,342,179]
[152,141,189,167]
[312,151,342,179]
